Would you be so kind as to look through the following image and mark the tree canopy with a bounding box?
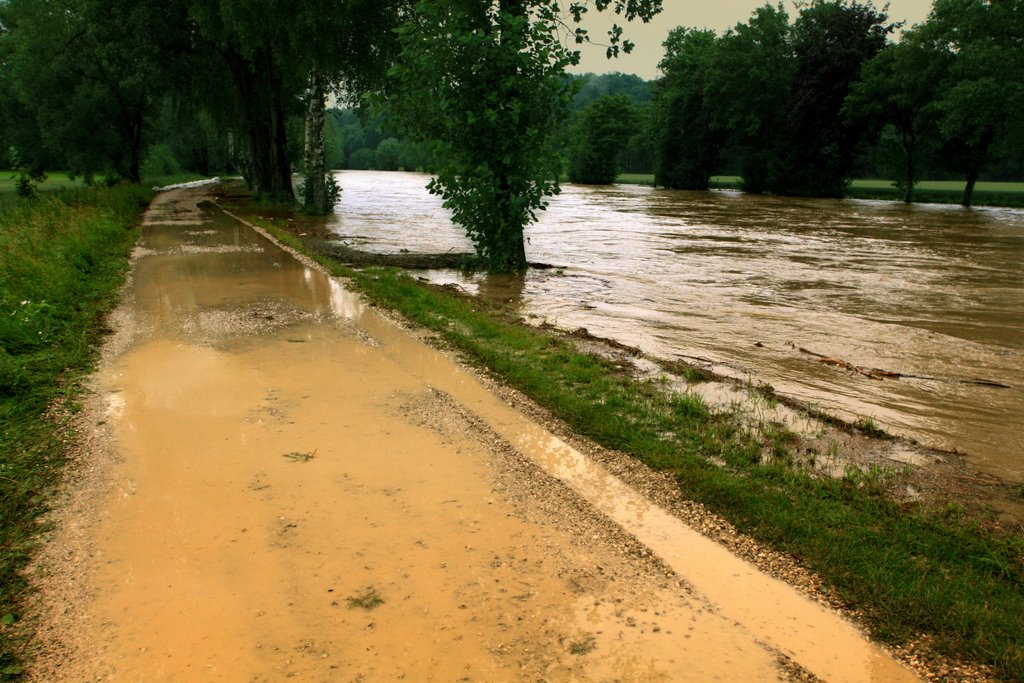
[652,27,721,190]
[916,0,1024,205]
[2,0,1021,239]
[568,94,637,184]
[383,0,662,271]
[645,0,1021,202]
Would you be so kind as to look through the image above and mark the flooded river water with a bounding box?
[328,171,1024,482]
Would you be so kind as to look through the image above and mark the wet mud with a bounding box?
[28,188,920,681]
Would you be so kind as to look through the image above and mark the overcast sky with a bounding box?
[569,0,936,80]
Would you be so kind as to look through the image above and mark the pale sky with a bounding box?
[570,0,936,80]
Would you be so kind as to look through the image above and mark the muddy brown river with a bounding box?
[328,171,1024,482]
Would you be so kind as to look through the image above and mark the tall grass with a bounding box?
[0,186,149,675]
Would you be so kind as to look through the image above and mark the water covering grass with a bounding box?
[614,173,1024,207]
[246,208,1023,681]
[844,183,1024,208]
[0,186,150,676]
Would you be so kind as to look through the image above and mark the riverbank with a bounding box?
[24,187,921,681]
[4,182,1021,679]
[0,186,151,675]
[615,173,1024,208]
[218,187,1023,681]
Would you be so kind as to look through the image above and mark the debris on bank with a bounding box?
[153,177,221,192]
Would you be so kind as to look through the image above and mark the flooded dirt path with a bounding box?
[326,171,1024,482]
[31,188,919,681]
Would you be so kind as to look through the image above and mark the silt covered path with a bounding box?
[28,188,917,682]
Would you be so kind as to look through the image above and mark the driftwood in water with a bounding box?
[309,239,473,269]
[798,347,1010,388]
[309,239,562,272]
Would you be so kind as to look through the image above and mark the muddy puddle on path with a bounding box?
[43,189,918,681]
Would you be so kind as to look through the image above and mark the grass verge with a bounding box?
[235,198,1023,681]
[0,185,151,676]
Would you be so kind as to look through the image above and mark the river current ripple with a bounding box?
[328,170,1024,481]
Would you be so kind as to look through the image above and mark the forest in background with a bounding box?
[3,1,1022,203]
[1,0,1022,268]
[318,67,1024,191]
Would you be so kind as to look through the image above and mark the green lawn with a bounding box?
[614,173,1024,194]
[850,178,1024,193]
[0,172,87,200]
[615,174,746,188]
[0,171,210,204]
[612,173,1024,207]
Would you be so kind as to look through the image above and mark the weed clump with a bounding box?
[346,587,384,610]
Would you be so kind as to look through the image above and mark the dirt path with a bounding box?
[26,188,920,681]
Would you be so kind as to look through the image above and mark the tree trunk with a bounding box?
[492,0,528,272]
[127,110,142,183]
[962,168,979,208]
[901,128,915,204]
[224,47,294,201]
[303,66,330,214]
[494,167,527,272]
[961,130,993,208]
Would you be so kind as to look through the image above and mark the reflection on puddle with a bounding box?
[328,277,366,320]
[326,171,1024,481]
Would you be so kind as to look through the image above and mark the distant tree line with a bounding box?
[4,0,1019,269]
[645,0,1024,206]
[325,71,655,181]
[0,0,663,271]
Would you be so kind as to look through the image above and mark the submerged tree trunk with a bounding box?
[494,167,528,271]
[962,169,979,208]
[491,0,529,272]
[961,130,993,208]
[127,110,143,183]
[303,66,330,214]
[901,128,916,204]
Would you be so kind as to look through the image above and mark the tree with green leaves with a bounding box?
[844,34,947,202]
[185,0,402,205]
[652,27,722,190]
[707,3,793,193]
[1,0,190,181]
[918,0,1024,206]
[572,71,652,109]
[295,0,405,213]
[770,0,894,197]
[567,94,636,184]
[619,103,655,174]
[385,0,662,272]
[184,2,303,201]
